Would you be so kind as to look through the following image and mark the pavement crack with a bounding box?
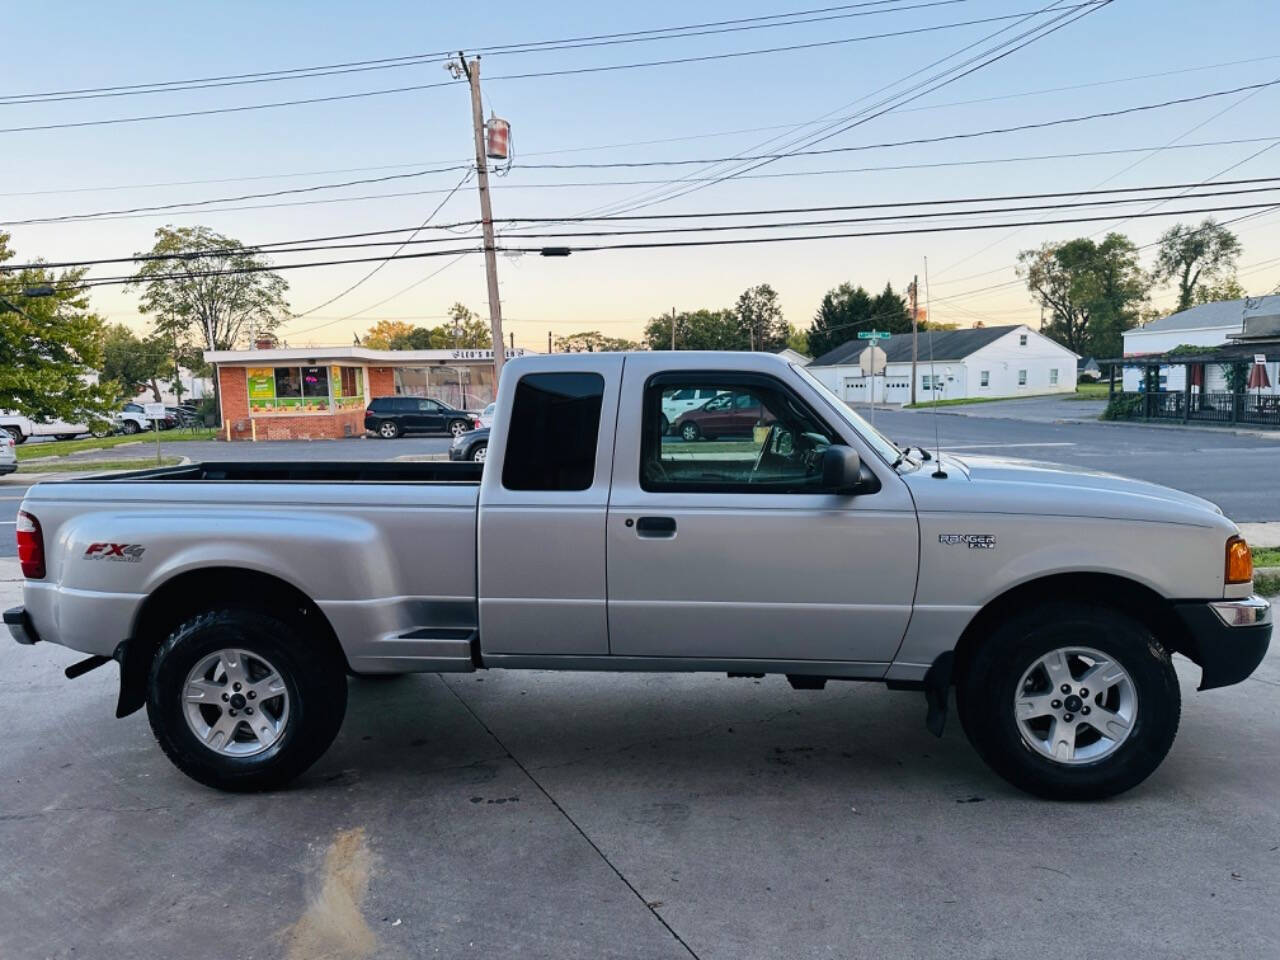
[440,676,702,960]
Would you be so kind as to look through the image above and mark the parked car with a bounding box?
[450,426,489,462]
[0,433,16,475]
[672,390,773,441]
[660,387,723,434]
[0,412,102,444]
[364,396,472,439]
[5,352,1270,800]
[166,405,198,427]
[475,402,496,430]
[116,403,174,435]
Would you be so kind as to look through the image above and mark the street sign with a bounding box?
[143,402,167,420]
[857,330,892,340]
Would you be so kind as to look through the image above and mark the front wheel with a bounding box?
[121,420,140,435]
[957,602,1180,801]
[146,607,348,791]
[472,442,487,462]
[680,422,700,442]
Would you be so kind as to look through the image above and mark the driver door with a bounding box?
[606,360,918,666]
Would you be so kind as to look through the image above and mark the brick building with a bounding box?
[204,346,524,441]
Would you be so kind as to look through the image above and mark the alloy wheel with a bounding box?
[1014,646,1137,765]
[182,648,290,757]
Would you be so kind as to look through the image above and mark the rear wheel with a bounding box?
[377,420,401,439]
[449,419,469,438]
[121,420,140,435]
[55,433,78,441]
[146,607,348,791]
[4,427,22,445]
[957,602,1180,801]
[680,422,700,442]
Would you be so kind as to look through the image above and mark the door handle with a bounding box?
[635,516,677,538]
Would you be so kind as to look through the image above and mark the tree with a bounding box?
[556,331,640,352]
[1154,218,1241,312]
[1193,275,1246,305]
[0,232,115,423]
[445,303,493,349]
[807,283,875,358]
[389,326,442,350]
[643,308,745,350]
[363,320,416,349]
[101,324,171,402]
[734,284,788,351]
[785,324,809,356]
[127,226,290,420]
[1018,234,1147,358]
[869,282,912,335]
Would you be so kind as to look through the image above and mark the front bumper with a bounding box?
[4,606,40,645]
[1173,595,1272,690]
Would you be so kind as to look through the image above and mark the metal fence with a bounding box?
[1119,391,1280,427]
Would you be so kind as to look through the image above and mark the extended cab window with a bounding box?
[503,373,605,491]
[642,376,836,493]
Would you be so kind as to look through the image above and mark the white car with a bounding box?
[0,433,16,475]
[115,403,174,435]
[475,402,497,429]
[0,413,94,444]
[660,387,724,434]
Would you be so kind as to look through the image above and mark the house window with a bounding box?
[1049,368,1059,386]
[980,370,990,387]
[1018,369,1028,386]
[1019,334,1028,346]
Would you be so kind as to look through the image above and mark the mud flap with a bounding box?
[113,639,148,718]
[923,651,954,738]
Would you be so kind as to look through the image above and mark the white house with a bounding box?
[806,324,1078,404]
[1121,295,1280,392]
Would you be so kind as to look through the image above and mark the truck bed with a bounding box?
[69,460,485,484]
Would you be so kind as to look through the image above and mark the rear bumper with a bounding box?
[4,606,40,645]
[1173,596,1272,691]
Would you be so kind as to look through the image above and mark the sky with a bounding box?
[2,0,1279,351]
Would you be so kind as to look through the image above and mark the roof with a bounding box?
[204,346,529,365]
[1127,295,1280,336]
[809,325,1025,367]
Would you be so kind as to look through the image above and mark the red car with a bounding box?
[672,391,772,441]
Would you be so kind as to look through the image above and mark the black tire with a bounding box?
[146,607,348,792]
[957,601,1180,801]
[472,441,487,463]
[121,420,140,435]
[4,426,23,445]
[680,422,700,442]
[376,419,401,439]
[448,419,470,438]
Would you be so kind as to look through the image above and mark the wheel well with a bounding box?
[951,573,1193,685]
[116,567,347,718]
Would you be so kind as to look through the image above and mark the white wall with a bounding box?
[1121,323,1242,391]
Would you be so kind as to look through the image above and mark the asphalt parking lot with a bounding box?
[2,564,1277,960]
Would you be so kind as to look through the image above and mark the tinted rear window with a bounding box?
[502,373,605,491]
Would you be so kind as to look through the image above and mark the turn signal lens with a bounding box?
[16,510,45,580]
[1225,536,1253,585]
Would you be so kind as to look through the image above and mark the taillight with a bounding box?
[16,510,45,579]
[473,419,482,429]
[1225,536,1252,585]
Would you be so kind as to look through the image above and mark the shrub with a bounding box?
[1101,394,1143,420]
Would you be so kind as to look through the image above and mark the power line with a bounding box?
[0,1,960,106]
[18,177,1280,271]
[0,6,1090,135]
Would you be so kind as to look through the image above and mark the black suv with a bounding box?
[364,397,473,439]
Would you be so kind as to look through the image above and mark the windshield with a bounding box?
[790,363,904,467]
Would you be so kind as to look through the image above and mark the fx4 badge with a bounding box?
[939,533,996,550]
[84,542,146,563]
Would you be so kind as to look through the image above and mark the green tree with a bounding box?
[101,323,171,402]
[445,303,493,349]
[363,319,416,349]
[388,326,442,350]
[869,282,912,335]
[127,226,290,420]
[0,232,115,423]
[1193,275,1246,305]
[1018,234,1147,357]
[807,283,875,358]
[785,324,809,356]
[556,331,640,352]
[1154,218,1241,312]
[643,308,745,350]
[734,283,788,351]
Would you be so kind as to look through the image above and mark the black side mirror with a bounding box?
[821,444,863,493]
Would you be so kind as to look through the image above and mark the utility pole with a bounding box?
[547,331,553,354]
[458,53,506,387]
[670,307,677,350]
[509,332,515,351]
[910,275,919,406]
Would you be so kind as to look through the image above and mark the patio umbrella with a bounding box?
[1248,361,1271,390]
[1189,364,1204,388]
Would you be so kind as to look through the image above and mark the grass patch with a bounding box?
[26,457,181,473]
[1251,546,1280,568]
[1256,571,1280,598]
[1067,381,1110,400]
[904,392,1063,409]
[17,428,216,461]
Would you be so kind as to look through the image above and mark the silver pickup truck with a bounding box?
[6,352,1271,799]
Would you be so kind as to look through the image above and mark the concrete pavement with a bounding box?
[1,560,1277,960]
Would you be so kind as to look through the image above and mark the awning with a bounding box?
[1189,364,1204,388]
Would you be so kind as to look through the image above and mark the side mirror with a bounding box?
[821,444,863,493]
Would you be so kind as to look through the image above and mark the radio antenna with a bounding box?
[924,256,947,479]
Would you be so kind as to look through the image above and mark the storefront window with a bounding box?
[332,366,364,410]
[395,364,497,409]
[247,365,362,414]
